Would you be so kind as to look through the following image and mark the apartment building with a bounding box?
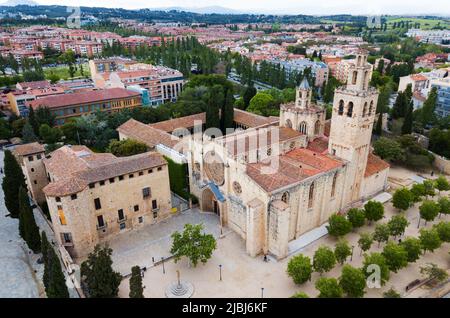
[270,58,329,87]
[27,87,142,125]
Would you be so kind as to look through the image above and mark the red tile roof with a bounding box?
[13,142,45,156]
[149,113,206,133]
[118,119,180,149]
[307,137,329,154]
[364,153,390,177]
[246,148,343,193]
[28,88,140,110]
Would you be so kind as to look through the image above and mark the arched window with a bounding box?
[364,71,369,89]
[314,120,321,135]
[281,192,289,203]
[298,121,308,134]
[368,101,374,116]
[331,173,337,198]
[352,71,357,85]
[338,100,344,115]
[308,183,315,208]
[362,102,368,117]
[347,102,354,117]
[357,56,362,66]
[285,119,292,128]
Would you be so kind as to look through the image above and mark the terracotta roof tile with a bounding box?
[149,113,206,133]
[118,119,180,149]
[13,142,45,156]
[364,153,390,177]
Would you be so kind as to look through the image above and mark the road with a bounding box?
[0,150,41,297]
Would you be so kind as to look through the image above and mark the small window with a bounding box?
[152,199,158,210]
[138,216,143,223]
[129,174,134,178]
[61,233,72,244]
[94,198,101,210]
[36,154,42,160]
[109,178,115,183]
[33,180,37,185]
[134,205,139,212]
[55,197,61,202]
[99,181,105,186]
[70,194,77,200]
[119,175,124,181]
[153,210,158,218]
[148,169,153,174]
[157,167,162,171]
[119,222,126,230]
[97,215,105,228]
[28,156,34,162]
[118,209,124,221]
[31,168,35,172]
[89,183,95,189]
[139,171,144,176]
[142,187,151,199]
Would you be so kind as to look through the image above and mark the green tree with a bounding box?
[401,100,413,134]
[420,263,448,283]
[39,124,62,144]
[339,265,366,298]
[286,254,312,284]
[373,223,390,247]
[334,239,352,265]
[170,223,217,267]
[392,188,413,211]
[315,277,343,298]
[346,208,366,228]
[418,87,437,126]
[411,183,426,202]
[400,237,422,263]
[22,122,38,143]
[419,228,442,254]
[106,139,148,157]
[387,215,409,238]
[383,288,401,298]
[362,253,390,286]
[46,245,70,298]
[422,180,436,198]
[433,222,450,243]
[2,150,26,218]
[419,200,440,225]
[438,197,450,217]
[291,292,309,298]
[373,137,404,161]
[247,92,278,117]
[129,266,144,298]
[313,246,336,275]
[18,186,41,253]
[326,213,353,237]
[80,245,122,298]
[434,176,450,193]
[364,201,385,224]
[358,233,373,256]
[382,242,408,273]
[243,85,257,108]
[205,85,222,131]
[28,107,40,135]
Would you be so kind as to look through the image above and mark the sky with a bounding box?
[4,0,450,16]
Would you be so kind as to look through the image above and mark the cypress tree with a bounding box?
[46,246,69,298]
[221,88,234,134]
[28,106,39,135]
[391,92,406,119]
[129,266,144,298]
[401,100,413,135]
[375,112,383,136]
[2,150,26,218]
[18,186,41,253]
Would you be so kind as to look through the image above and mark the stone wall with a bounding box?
[432,152,450,175]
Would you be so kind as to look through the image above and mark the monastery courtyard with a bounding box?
[114,166,450,298]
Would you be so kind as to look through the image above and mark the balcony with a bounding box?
[96,222,108,230]
[117,216,128,223]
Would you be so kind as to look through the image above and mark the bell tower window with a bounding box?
[338,100,344,115]
[347,102,354,117]
[308,183,315,208]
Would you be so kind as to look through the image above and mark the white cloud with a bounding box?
[4,0,450,15]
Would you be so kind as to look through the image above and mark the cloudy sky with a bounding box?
[5,0,450,15]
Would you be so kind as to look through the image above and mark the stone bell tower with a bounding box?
[279,78,325,141]
[328,49,378,204]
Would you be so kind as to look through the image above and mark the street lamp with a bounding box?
[261,287,264,298]
[161,256,165,274]
[350,245,355,261]
[219,264,222,281]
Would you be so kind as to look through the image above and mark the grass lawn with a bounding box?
[385,17,450,30]
[44,63,90,81]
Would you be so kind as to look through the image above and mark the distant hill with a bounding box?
[152,6,243,15]
[1,0,39,6]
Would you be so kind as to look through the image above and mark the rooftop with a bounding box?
[43,145,166,197]
[13,142,45,156]
[364,153,390,178]
[118,119,180,149]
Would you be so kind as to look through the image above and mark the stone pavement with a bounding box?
[0,150,41,298]
[103,208,222,275]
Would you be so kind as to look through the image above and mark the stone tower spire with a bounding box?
[328,49,378,204]
[295,77,312,109]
